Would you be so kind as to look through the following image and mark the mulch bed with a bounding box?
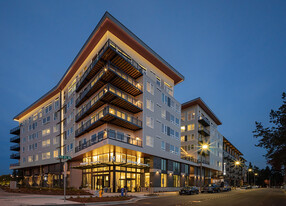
[0,186,92,195]
[67,196,132,203]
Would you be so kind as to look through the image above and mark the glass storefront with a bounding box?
[81,151,149,192]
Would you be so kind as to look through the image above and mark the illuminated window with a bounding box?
[187,124,195,131]
[146,136,154,147]
[181,126,186,132]
[146,99,154,112]
[146,81,154,95]
[28,156,33,163]
[53,150,59,158]
[161,174,167,187]
[42,152,50,160]
[173,175,180,187]
[146,116,154,128]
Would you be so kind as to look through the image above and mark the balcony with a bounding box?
[76,63,143,107]
[75,106,142,137]
[10,144,20,151]
[198,126,210,137]
[10,153,20,159]
[10,135,20,143]
[75,129,142,153]
[10,126,20,135]
[198,116,210,127]
[76,84,142,122]
[76,39,144,92]
[10,163,20,168]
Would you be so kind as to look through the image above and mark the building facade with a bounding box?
[10,12,204,192]
[223,137,247,186]
[181,98,223,186]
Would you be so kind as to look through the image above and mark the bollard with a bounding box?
[121,188,124,197]
[99,189,103,198]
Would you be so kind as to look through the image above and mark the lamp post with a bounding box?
[248,168,252,185]
[199,144,209,192]
[234,161,240,187]
[254,173,258,186]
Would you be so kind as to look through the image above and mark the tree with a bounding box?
[253,92,286,173]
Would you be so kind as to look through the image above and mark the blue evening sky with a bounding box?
[0,0,285,174]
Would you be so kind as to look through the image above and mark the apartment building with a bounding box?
[181,98,223,186]
[9,12,208,192]
[223,137,247,186]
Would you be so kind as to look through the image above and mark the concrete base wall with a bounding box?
[153,187,181,192]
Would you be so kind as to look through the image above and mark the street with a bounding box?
[117,188,286,206]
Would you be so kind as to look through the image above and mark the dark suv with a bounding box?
[202,184,221,193]
[179,186,199,195]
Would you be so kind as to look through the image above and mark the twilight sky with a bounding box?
[0,0,285,175]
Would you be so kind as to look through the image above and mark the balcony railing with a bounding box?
[76,39,144,92]
[10,135,20,143]
[198,126,210,137]
[76,84,142,122]
[10,163,20,168]
[75,106,142,137]
[10,144,20,151]
[10,153,20,159]
[198,116,210,127]
[10,126,20,135]
[76,63,143,107]
[75,129,142,153]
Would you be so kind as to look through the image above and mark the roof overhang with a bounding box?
[14,12,184,121]
[181,97,222,125]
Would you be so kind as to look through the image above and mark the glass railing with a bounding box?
[198,126,210,135]
[10,163,20,167]
[75,129,142,152]
[76,63,143,106]
[10,126,20,134]
[10,153,20,159]
[76,39,144,91]
[10,144,20,150]
[10,136,20,142]
[76,106,142,136]
[76,84,142,121]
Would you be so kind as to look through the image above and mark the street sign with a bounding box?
[58,155,72,160]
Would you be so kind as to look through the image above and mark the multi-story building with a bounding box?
[9,12,208,192]
[181,98,223,186]
[223,137,247,186]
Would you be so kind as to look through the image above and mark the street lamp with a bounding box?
[254,173,258,186]
[233,161,241,187]
[199,143,209,192]
[248,168,252,185]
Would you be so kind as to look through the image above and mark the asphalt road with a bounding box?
[117,188,286,206]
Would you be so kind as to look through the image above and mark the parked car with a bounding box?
[179,186,200,195]
[241,185,252,189]
[202,184,221,193]
[219,182,231,192]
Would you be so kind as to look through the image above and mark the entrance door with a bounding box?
[92,175,110,190]
[126,179,136,192]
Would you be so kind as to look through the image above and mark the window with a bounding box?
[187,110,195,121]
[53,150,59,158]
[54,98,59,108]
[156,76,161,86]
[146,99,154,111]
[28,156,33,163]
[161,109,166,119]
[181,126,185,132]
[187,124,195,131]
[161,174,167,187]
[191,144,194,149]
[175,118,180,126]
[173,175,180,187]
[23,157,26,163]
[175,147,179,155]
[161,141,166,151]
[146,116,154,128]
[181,113,185,122]
[34,143,37,149]
[42,152,50,160]
[146,136,154,147]
[45,104,52,114]
[42,128,50,136]
[170,145,175,153]
[161,159,167,171]
[53,125,59,133]
[164,82,173,96]
[35,154,39,161]
[42,139,50,147]
[146,81,154,95]
[53,137,58,145]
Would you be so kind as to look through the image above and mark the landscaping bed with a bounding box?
[67,196,132,203]
[0,186,92,195]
